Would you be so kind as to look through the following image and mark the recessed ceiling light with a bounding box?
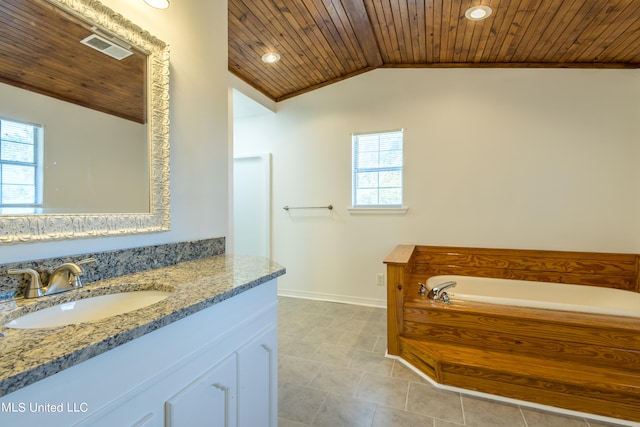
[465,5,492,20]
[261,52,281,64]
[144,0,169,9]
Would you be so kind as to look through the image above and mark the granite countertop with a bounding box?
[0,254,285,397]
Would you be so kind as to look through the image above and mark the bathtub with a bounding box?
[426,275,640,318]
[386,245,640,423]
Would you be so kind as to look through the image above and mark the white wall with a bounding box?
[234,68,640,306]
[0,0,228,262]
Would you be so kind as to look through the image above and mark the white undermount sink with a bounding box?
[5,290,172,329]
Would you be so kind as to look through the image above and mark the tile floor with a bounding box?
[277,296,631,427]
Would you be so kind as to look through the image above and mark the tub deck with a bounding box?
[385,245,640,423]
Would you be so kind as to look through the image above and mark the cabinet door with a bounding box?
[165,354,237,427]
[237,325,277,427]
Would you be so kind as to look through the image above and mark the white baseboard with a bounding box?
[277,288,386,308]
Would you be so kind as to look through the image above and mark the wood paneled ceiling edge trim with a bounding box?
[275,66,378,102]
[228,66,378,102]
[231,60,640,104]
[229,72,276,112]
[380,63,640,69]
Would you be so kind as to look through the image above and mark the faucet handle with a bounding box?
[441,292,451,304]
[418,283,427,295]
[8,268,44,299]
[74,258,96,288]
[77,258,96,270]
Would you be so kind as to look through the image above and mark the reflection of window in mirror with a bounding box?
[0,118,43,214]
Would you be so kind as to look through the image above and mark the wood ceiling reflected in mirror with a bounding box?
[228,0,640,102]
[0,0,146,124]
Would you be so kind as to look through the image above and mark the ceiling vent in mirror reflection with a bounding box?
[80,34,133,60]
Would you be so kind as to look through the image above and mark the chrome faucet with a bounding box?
[46,263,84,294]
[427,281,457,304]
[8,258,96,299]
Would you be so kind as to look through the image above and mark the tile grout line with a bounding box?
[401,367,411,413]
[519,405,531,427]
[369,404,380,427]
[306,361,323,387]
[352,369,367,399]
[308,392,329,427]
[459,393,466,426]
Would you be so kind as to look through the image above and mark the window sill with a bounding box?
[347,207,409,215]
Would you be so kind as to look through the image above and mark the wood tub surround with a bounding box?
[384,245,640,423]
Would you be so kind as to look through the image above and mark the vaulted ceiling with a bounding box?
[228,0,640,102]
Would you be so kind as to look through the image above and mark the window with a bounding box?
[0,118,43,209]
[352,129,403,207]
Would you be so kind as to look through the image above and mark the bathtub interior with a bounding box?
[426,274,640,318]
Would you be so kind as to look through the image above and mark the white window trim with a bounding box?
[347,206,409,215]
[351,129,405,210]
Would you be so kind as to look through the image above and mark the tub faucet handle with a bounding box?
[418,283,427,295]
[441,292,451,304]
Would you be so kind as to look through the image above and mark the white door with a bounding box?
[233,154,271,257]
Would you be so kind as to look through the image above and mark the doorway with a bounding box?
[233,154,271,257]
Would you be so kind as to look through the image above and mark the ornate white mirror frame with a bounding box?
[0,0,170,244]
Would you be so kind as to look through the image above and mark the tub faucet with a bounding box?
[427,281,457,303]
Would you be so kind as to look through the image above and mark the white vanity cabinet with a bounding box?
[0,280,278,427]
[164,325,277,427]
[165,353,238,426]
[236,325,277,427]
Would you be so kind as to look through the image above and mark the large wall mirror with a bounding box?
[0,0,170,243]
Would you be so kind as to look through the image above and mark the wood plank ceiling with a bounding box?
[229,0,640,101]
